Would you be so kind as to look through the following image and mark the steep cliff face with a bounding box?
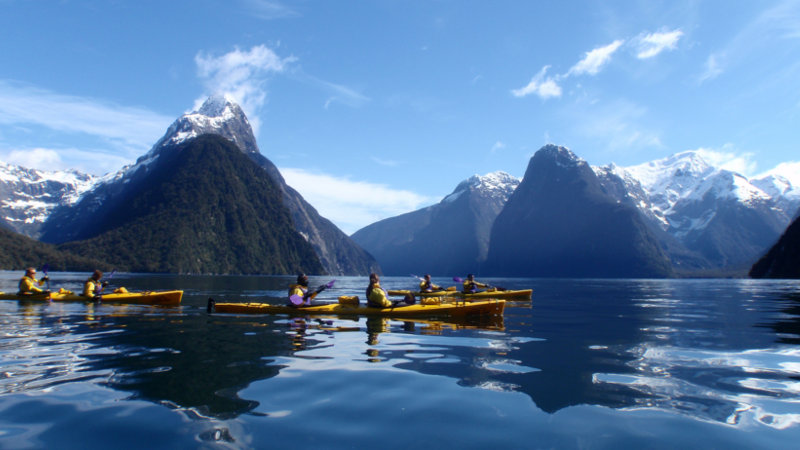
[484,145,674,278]
[750,216,800,279]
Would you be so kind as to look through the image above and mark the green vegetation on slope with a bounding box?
[58,135,325,274]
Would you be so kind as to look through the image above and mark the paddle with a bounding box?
[94,269,116,301]
[452,276,506,291]
[41,263,51,291]
[290,280,336,306]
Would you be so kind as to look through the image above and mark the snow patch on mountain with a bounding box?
[0,162,97,235]
[444,171,519,203]
[594,150,800,236]
[87,94,256,204]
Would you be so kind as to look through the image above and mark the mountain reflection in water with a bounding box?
[1,273,799,448]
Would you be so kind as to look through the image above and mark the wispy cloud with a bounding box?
[194,45,296,134]
[490,141,506,154]
[698,0,800,83]
[0,80,172,172]
[699,53,724,83]
[514,27,685,99]
[299,74,370,109]
[568,99,663,152]
[567,40,625,76]
[0,146,131,175]
[758,160,800,186]
[240,0,299,19]
[511,66,562,99]
[370,156,400,167]
[635,29,683,59]
[694,145,758,176]
[279,168,434,234]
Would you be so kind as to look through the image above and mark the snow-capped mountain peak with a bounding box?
[168,94,253,149]
[539,144,585,169]
[443,171,520,204]
[106,95,258,185]
[591,149,800,271]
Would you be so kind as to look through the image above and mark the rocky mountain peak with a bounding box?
[536,144,584,169]
[445,171,519,204]
[197,93,242,117]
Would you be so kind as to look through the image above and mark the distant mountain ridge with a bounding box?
[40,95,379,275]
[594,151,800,274]
[352,171,519,275]
[0,162,96,238]
[354,145,799,278]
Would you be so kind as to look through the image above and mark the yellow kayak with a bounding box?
[208,298,504,318]
[0,292,52,301]
[387,288,533,300]
[0,289,183,305]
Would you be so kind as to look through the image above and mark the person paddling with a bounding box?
[367,273,414,308]
[18,267,49,295]
[366,273,392,308]
[288,273,313,307]
[83,270,109,300]
[419,274,441,293]
[462,273,488,294]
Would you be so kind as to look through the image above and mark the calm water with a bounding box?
[1,272,799,449]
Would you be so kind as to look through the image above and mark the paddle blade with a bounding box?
[41,264,50,274]
[453,277,463,282]
[290,294,305,306]
[315,280,336,294]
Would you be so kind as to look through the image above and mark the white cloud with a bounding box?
[279,168,434,234]
[759,161,800,186]
[194,45,296,134]
[694,146,758,176]
[0,146,131,175]
[568,40,624,76]
[636,29,683,59]
[511,65,562,99]
[490,141,506,154]
[2,148,62,168]
[0,80,172,153]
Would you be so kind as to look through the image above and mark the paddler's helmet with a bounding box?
[297,273,308,287]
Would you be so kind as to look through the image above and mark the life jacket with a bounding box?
[83,278,101,297]
[288,283,310,306]
[18,276,43,294]
[288,283,308,298]
[367,282,391,308]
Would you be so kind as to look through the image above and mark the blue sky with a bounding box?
[1,1,799,233]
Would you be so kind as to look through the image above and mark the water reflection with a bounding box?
[766,291,800,345]
[2,274,800,446]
